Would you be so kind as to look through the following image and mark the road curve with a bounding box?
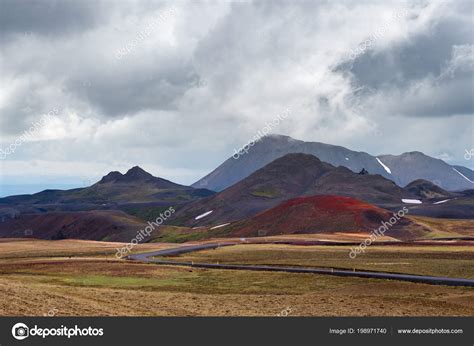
[127,242,474,287]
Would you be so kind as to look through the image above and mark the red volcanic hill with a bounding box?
[227,195,424,239]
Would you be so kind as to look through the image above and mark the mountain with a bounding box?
[378,152,474,191]
[192,135,474,192]
[170,153,416,227]
[84,166,214,204]
[397,187,474,219]
[0,209,178,242]
[404,179,455,199]
[310,166,407,204]
[220,195,429,241]
[452,165,474,182]
[99,166,182,188]
[0,166,214,207]
[192,135,391,191]
[0,210,146,241]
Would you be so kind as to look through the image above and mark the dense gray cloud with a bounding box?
[0,0,107,37]
[0,0,472,192]
[345,15,474,117]
[63,57,198,116]
[348,18,472,88]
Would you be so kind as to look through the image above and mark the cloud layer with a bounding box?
[0,0,472,190]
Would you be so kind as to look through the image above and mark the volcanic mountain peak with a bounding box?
[384,151,435,163]
[261,134,301,143]
[98,171,123,184]
[124,166,154,179]
[98,166,159,184]
[263,153,329,170]
[94,166,188,192]
[235,153,335,192]
[404,151,425,156]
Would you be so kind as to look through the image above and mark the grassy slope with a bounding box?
[408,216,474,237]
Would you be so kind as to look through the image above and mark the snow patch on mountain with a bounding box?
[376,158,392,174]
[453,167,474,183]
[210,223,230,230]
[402,199,422,204]
[195,210,213,220]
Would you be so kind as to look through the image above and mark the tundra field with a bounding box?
[0,238,472,317]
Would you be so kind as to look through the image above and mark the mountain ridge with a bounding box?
[192,134,474,192]
[170,153,419,227]
[0,166,214,206]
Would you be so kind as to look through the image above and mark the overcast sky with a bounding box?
[0,0,473,194]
